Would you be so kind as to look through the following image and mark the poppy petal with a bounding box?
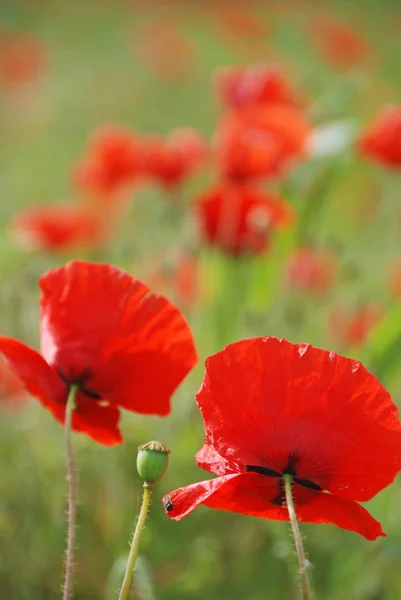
[295,490,385,541]
[89,293,198,415]
[0,336,67,413]
[163,472,272,520]
[72,393,122,446]
[40,261,197,416]
[165,472,385,540]
[197,337,401,501]
[196,443,242,476]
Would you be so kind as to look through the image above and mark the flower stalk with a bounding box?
[283,474,311,600]
[63,384,78,600]
[118,441,170,600]
[118,484,153,600]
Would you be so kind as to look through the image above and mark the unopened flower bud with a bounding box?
[136,441,170,484]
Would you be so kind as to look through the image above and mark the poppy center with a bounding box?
[57,368,101,400]
[246,453,322,506]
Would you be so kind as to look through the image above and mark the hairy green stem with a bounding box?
[63,385,78,600]
[283,474,311,600]
[118,484,153,600]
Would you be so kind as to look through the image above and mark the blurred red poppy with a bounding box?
[148,253,200,309]
[135,21,194,81]
[217,8,266,39]
[142,128,207,189]
[175,254,199,308]
[164,336,401,540]
[10,205,106,253]
[196,183,294,256]
[310,17,372,70]
[214,64,299,110]
[358,106,401,169]
[0,261,197,445]
[329,304,382,347]
[215,105,311,181]
[72,124,143,197]
[0,30,45,88]
[285,247,337,294]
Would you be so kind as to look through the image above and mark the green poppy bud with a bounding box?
[136,441,170,484]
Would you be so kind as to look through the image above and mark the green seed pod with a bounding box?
[136,441,170,484]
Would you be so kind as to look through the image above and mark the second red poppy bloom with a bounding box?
[0,261,197,445]
[164,337,401,540]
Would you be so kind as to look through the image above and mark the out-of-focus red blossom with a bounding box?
[72,124,142,197]
[10,206,107,253]
[135,21,194,81]
[329,304,383,347]
[215,105,311,181]
[0,261,197,445]
[175,255,199,308]
[163,337,401,540]
[214,64,300,110]
[217,8,266,39]
[389,260,401,299]
[196,183,294,257]
[310,17,372,69]
[147,254,199,309]
[358,106,401,169]
[0,30,45,88]
[142,128,207,189]
[0,358,27,412]
[285,247,337,295]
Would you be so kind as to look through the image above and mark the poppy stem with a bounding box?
[63,385,78,600]
[283,474,311,600]
[118,483,153,600]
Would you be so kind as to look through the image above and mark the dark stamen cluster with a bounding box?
[246,454,322,506]
[57,368,101,399]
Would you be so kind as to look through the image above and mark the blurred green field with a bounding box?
[1,1,401,599]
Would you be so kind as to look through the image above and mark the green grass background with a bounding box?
[1,1,401,598]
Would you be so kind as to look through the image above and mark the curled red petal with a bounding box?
[163,473,251,520]
[0,335,67,413]
[39,261,197,416]
[164,472,385,540]
[197,336,401,502]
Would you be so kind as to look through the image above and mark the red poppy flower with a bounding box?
[310,17,372,70]
[10,205,106,253]
[163,337,401,540]
[175,254,200,309]
[214,64,299,110]
[358,106,401,169]
[195,183,294,257]
[329,304,383,347]
[72,124,143,197]
[135,21,194,81]
[0,261,197,445]
[147,254,200,309]
[0,30,45,88]
[215,105,311,181]
[285,247,337,294]
[142,128,207,189]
